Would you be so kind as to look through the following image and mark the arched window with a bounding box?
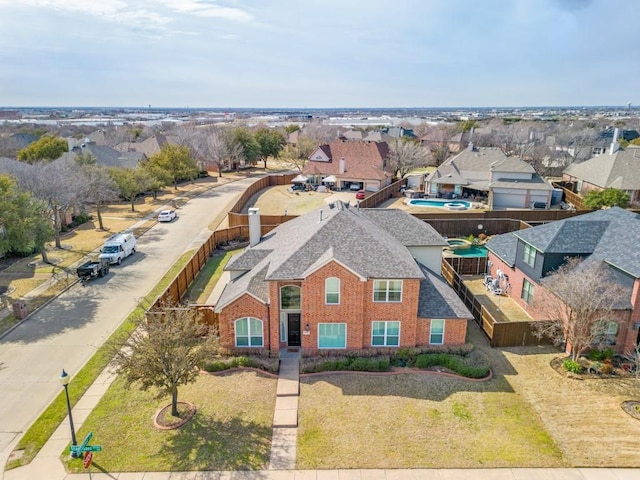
[234,317,263,347]
[280,285,301,309]
[325,277,340,304]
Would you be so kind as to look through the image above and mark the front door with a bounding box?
[287,313,301,347]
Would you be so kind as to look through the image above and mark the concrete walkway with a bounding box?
[269,350,301,470]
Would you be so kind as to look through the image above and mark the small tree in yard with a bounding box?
[533,257,629,361]
[584,188,630,209]
[110,303,219,417]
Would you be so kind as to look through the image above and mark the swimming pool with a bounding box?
[449,245,487,257]
[408,198,472,209]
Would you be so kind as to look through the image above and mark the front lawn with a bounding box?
[64,371,276,473]
[297,373,565,469]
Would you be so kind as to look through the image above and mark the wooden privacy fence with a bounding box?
[441,259,548,347]
[147,174,292,317]
[359,179,405,208]
[228,173,296,214]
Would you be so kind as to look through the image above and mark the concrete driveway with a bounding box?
[0,175,263,475]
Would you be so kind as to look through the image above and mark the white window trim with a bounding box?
[325,277,340,305]
[373,279,403,303]
[429,319,445,345]
[317,322,347,349]
[371,320,401,347]
[234,317,264,348]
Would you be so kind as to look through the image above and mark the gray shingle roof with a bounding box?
[216,203,465,314]
[265,205,423,280]
[226,249,271,271]
[417,264,473,319]
[359,209,449,247]
[490,176,554,191]
[564,146,640,190]
[488,207,640,278]
[485,232,519,267]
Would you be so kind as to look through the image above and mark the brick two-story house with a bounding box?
[213,203,472,353]
[303,139,393,192]
[486,207,640,355]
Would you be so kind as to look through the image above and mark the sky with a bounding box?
[0,0,638,108]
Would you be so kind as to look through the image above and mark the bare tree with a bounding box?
[533,257,630,361]
[77,164,119,230]
[387,138,428,178]
[554,129,598,166]
[280,135,317,172]
[109,303,219,417]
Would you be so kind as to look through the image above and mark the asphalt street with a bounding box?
[0,176,261,476]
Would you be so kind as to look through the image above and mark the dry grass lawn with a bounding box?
[65,371,277,473]
[243,185,333,215]
[298,322,640,468]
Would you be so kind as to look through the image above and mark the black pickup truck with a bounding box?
[76,258,110,281]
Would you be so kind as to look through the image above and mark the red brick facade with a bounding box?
[218,260,468,353]
[488,252,640,356]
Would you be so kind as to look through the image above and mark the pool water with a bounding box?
[408,199,472,209]
[450,245,488,257]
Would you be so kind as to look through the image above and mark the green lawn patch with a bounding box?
[63,371,276,472]
[186,250,237,304]
[5,249,198,470]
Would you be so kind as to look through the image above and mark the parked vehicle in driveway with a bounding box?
[98,232,136,265]
[158,209,177,222]
[355,190,366,200]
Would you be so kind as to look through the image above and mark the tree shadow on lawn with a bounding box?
[158,413,272,471]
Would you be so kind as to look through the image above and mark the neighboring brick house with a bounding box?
[303,139,393,192]
[486,207,640,355]
[213,203,472,353]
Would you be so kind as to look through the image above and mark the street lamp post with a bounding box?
[59,369,79,458]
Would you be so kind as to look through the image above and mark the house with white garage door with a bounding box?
[424,144,554,209]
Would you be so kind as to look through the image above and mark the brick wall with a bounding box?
[416,318,467,346]
[218,294,269,349]
[219,260,468,353]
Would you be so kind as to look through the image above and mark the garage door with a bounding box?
[493,192,526,208]
[365,181,379,192]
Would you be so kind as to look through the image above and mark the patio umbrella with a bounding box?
[291,174,308,183]
[322,175,337,183]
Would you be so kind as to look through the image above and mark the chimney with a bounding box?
[339,157,346,174]
[248,207,261,247]
[610,128,620,155]
[467,142,474,152]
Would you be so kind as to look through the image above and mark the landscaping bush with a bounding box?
[202,355,279,374]
[563,359,584,374]
[414,352,490,379]
[301,346,488,378]
[586,347,614,362]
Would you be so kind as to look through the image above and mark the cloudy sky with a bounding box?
[0,0,637,108]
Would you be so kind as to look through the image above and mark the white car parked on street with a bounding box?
[158,209,177,222]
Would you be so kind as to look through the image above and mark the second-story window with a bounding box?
[523,243,536,268]
[325,277,340,304]
[280,285,301,310]
[373,279,402,302]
